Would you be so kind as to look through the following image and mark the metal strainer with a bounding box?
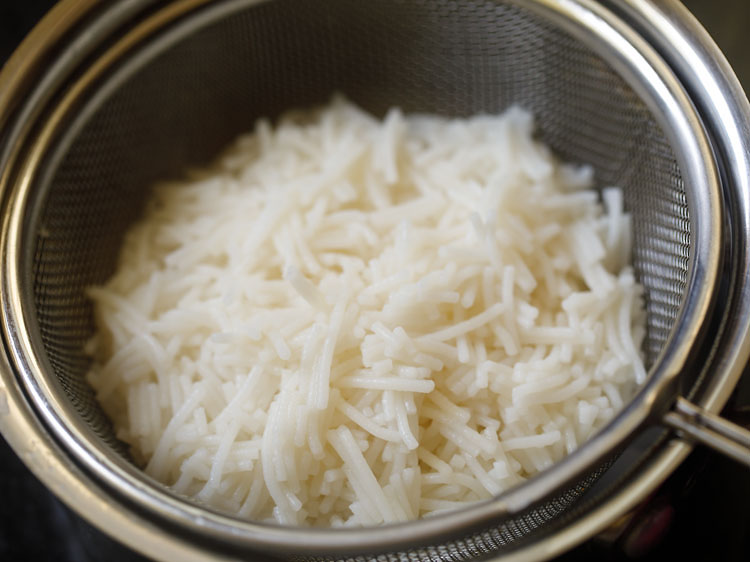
[1,0,750,560]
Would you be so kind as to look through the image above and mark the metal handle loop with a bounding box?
[663,397,750,466]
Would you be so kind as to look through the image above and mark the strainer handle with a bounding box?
[663,397,750,467]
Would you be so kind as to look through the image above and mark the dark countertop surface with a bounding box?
[2,1,750,561]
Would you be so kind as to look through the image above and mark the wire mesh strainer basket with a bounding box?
[1,0,750,560]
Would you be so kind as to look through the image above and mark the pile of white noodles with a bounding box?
[86,97,646,526]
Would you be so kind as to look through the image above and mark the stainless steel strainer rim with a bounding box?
[0,0,747,560]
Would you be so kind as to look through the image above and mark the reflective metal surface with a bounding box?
[664,398,750,466]
[682,0,750,88]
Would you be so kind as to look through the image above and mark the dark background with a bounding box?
[1,1,750,561]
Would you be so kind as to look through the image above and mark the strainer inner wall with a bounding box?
[25,0,689,556]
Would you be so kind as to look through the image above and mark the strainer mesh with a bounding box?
[25,0,688,558]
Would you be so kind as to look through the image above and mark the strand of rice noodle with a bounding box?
[86,95,646,526]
